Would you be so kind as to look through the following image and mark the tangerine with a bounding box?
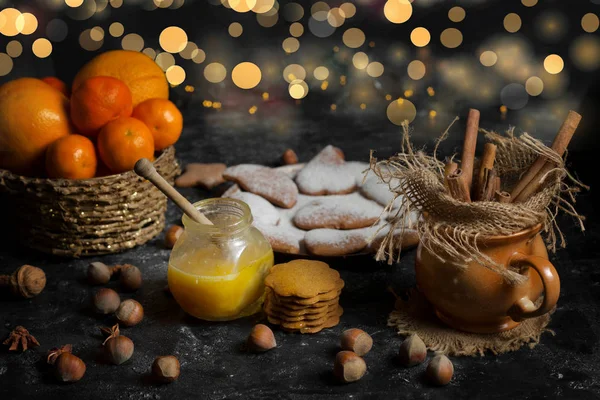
[45,135,97,179]
[132,99,183,150]
[41,77,70,97]
[97,117,155,173]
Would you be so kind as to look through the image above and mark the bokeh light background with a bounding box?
[1,0,599,148]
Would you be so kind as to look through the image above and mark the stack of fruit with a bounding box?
[0,50,183,179]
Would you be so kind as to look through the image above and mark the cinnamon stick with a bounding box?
[493,176,501,194]
[495,191,511,203]
[510,110,582,201]
[474,143,497,201]
[443,161,458,190]
[446,168,472,202]
[461,108,480,192]
[481,168,498,201]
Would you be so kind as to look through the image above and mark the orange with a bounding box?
[41,77,70,97]
[0,78,75,176]
[71,76,133,138]
[132,99,183,150]
[72,50,169,107]
[97,117,155,173]
[45,135,97,179]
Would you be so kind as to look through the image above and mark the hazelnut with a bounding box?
[0,265,46,298]
[165,225,184,249]
[246,324,276,352]
[398,334,427,367]
[119,264,142,291]
[426,354,454,386]
[105,335,134,365]
[87,262,112,285]
[47,344,86,383]
[282,149,298,165]
[340,328,373,356]
[152,355,180,383]
[115,299,144,327]
[93,288,121,314]
[333,351,367,383]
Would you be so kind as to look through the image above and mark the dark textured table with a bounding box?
[1,104,599,400]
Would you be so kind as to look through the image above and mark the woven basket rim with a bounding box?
[0,146,174,185]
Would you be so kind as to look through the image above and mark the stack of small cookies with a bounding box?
[263,260,344,334]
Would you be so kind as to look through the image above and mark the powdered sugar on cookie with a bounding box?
[361,176,403,208]
[293,192,384,230]
[227,191,280,226]
[295,145,356,195]
[223,164,298,208]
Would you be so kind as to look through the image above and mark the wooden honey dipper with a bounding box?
[134,158,213,226]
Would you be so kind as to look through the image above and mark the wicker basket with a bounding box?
[0,147,180,257]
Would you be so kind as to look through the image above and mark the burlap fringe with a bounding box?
[388,289,554,357]
[370,121,586,285]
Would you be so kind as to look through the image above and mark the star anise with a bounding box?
[3,326,40,352]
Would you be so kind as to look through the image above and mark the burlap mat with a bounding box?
[388,289,554,357]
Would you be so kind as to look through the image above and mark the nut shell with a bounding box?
[398,334,427,367]
[115,299,144,327]
[93,288,121,314]
[105,335,134,365]
[11,265,46,298]
[119,264,142,291]
[426,354,454,386]
[247,324,276,352]
[333,351,367,383]
[340,328,373,356]
[282,149,298,165]
[165,225,184,249]
[54,353,86,382]
[152,355,180,383]
[87,262,111,285]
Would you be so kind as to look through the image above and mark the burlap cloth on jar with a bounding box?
[387,289,554,357]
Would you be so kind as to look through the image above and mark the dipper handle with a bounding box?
[134,158,213,226]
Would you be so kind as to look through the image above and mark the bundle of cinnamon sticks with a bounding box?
[445,109,581,204]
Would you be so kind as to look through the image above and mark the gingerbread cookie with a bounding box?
[267,306,343,329]
[175,163,227,189]
[266,288,340,309]
[227,191,280,226]
[304,229,369,257]
[345,161,371,186]
[295,145,356,195]
[360,176,402,208]
[265,297,337,317]
[281,312,343,334]
[293,193,383,230]
[264,260,342,298]
[223,164,298,208]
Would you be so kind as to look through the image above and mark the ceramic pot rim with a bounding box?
[477,223,543,244]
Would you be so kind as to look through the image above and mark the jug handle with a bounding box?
[507,252,560,322]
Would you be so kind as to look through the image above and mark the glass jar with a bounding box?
[167,198,274,321]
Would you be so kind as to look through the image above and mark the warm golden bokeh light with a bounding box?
[313,66,329,80]
[143,48,157,59]
[352,52,369,69]
[65,0,84,7]
[180,42,198,59]
[311,2,330,18]
[410,27,431,47]
[407,60,426,80]
[521,0,538,6]
[252,0,275,14]
[448,7,466,23]
[122,33,144,52]
[229,22,243,37]
[90,26,104,41]
[155,52,176,71]
[480,50,498,67]
[79,28,103,51]
[384,0,412,24]
[289,80,308,99]
[504,13,522,33]
[257,11,278,27]
[6,41,22,58]
[290,22,304,37]
[109,22,124,37]
[0,8,22,37]
[340,3,356,18]
[440,28,463,48]
[282,37,300,53]
[282,2,303,22]
[204,62,227,83]
[582,13,599,33]
[387,98,417,125]
[18,13,38,35]
[327,8,346,28]
[232,62,262,89]
[342,28,365,48]
[32,38,52,58]
[166,65,186,86]
[159,26,188,53]
[283,64,306,83]
[544,54,564,74]
[0,53,13,76]
[525,76,544,96]
[229,0,257,13]
[192,48,206,64]
[570,35,600,71]
[366,62,384,77]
